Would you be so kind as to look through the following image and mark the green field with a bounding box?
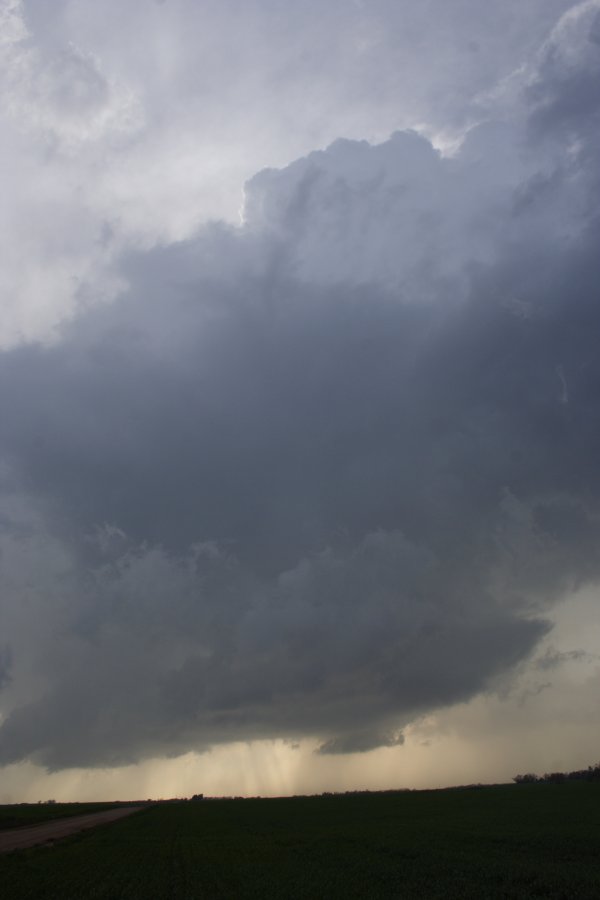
[1,784,600,898]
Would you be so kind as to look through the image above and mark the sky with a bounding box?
[1,0,600,801]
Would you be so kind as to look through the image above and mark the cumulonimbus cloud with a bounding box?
[0,2,599,769]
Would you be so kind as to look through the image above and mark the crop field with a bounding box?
[1,783,599,898]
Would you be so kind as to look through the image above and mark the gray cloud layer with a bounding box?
[0,0,574,347]
[1,2,599,768]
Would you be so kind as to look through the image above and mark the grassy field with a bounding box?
[0,802,125,831]
[1,783,599,898]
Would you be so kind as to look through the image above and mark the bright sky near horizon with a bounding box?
[1,0,600,802]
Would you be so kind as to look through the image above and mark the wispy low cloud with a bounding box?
[0,2,599,770]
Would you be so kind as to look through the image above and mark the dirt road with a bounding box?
[0,806,144,853]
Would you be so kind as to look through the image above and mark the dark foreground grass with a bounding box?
[0,802,122,831]
[1,783,600,898]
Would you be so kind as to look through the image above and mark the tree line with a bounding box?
[513,763,600,784]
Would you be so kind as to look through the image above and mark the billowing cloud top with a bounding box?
[0,1,600,769]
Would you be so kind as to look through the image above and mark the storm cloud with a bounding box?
[0,1,600,770]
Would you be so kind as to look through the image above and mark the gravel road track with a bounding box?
[0,806,144,853]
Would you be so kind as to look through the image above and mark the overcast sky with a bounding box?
[1,0,600,801]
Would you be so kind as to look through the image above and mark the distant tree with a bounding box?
[513,773,538,784]
[542,772,566,784]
